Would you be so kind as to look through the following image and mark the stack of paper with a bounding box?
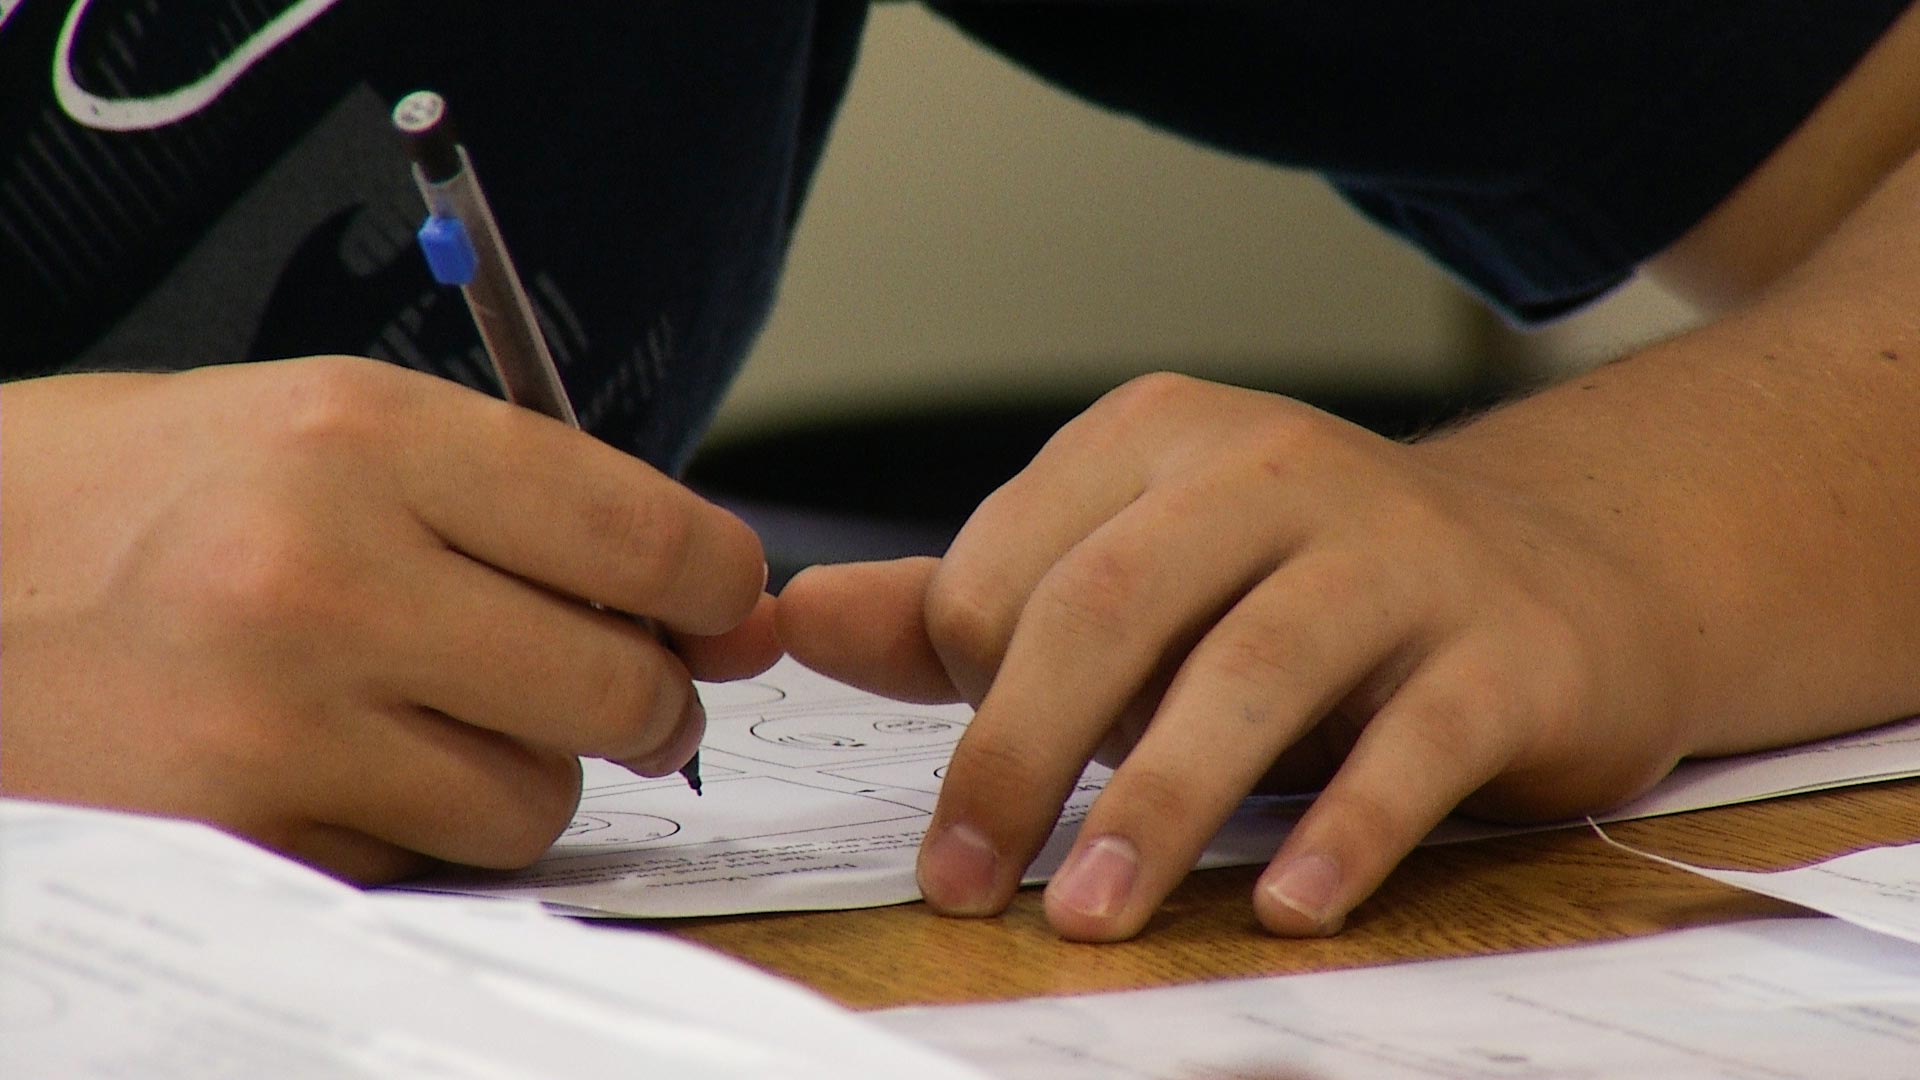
[873,830,1920,1079]
[0,800,986,1080]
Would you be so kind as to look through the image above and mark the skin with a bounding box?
[0,357,779,881]
[775,6,1920,940]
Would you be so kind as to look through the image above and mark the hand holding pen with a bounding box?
[2,94,770,887]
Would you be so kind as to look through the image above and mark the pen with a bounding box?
[391,89,702,796]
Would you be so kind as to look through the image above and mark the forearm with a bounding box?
[1419,152,1920,754]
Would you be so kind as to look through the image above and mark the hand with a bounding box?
[1,357,776,881]
[778,372,1702,941]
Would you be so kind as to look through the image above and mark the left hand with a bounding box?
[777,372,1700,941]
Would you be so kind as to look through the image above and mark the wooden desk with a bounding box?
[670,779,1920,1010]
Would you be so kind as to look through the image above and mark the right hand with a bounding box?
[0,356,775,881]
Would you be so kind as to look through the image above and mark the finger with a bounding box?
[1037,553,1410,941]
[919,473,1309,918]
[613,689,706,779]
[374,542,699,767]
[304,705,584,873]
[1252,645,1517,937]
[392,380,766,634]
[776,558,961,703]
[924,416,1159,703]
[671,591,782,683]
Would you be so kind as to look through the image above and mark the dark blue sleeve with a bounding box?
[929,2,1910,324]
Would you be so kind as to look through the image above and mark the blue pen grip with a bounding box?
[417,214,477,286]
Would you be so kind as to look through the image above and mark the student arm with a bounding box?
[774,13,1920,941]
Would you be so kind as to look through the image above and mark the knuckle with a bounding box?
[1243,407,1367,482]
[572,647,662,760]
[1389,671,1523,784]
[1209,628,1306,695]
[1200,575,1372,701]
[1316,784,1410,857]
[946,731,1052,809]
[1108,763,1203,832]
[1401,681,1500,761]
[1047,372,1201,454]
[1033,548,1143,644]
[591,492,696,603]
[1099,371,1203,419]
[259,356,400,455]
[1299,549,1383,611]
[923,573,1014,679]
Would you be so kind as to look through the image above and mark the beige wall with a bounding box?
[712,5,1701,441]
[1499,275,1705,378]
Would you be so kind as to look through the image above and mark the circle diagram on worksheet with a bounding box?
[557,812,682,847]
[749,712,964,753]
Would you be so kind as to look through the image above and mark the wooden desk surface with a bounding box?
[667,779,1920,1010]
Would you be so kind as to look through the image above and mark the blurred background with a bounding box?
[685,4,1705,586]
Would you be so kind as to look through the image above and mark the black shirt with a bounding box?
[1,2,1906,467]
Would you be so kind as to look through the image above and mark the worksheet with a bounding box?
[0,799,987,1080]
[406,656,1920,917]
[413,658,1112,916]
[872,917,1920,1080]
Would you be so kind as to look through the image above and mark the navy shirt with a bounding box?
[931,2,1913,323]
[1,2,1906,468]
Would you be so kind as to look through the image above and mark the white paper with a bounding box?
[873,917,1920,1079]
[407,656,1920,918]
[1602,827,1920,949]
[0,799,987,1080]
[410,657,1112,916]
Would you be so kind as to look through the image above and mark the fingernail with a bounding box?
[919,822,1000,915]
[1049,835,1138,921]
[1262,853,1341,925]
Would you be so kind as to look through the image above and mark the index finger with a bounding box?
[396,381,766,634]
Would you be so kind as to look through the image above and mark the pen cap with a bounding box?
[392,90,462,183]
